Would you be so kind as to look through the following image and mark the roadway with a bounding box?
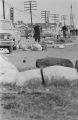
[2,36,78,71]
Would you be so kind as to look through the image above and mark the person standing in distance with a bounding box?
[33,24,40,43]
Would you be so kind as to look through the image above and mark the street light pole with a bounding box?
[2,0,5,19]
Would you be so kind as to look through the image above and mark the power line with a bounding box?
[32,13,43,22]
[0,0,42,22]
[0,0,30,14]
[3,0,26,13]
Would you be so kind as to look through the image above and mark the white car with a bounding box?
[0,19,21,53]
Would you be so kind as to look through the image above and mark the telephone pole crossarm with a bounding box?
[41,10,50,28]
[24,0,37,28]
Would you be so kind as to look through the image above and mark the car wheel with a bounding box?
[13,46,17,50]
[8,46,12,53]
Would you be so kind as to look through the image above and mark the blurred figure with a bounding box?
[33,24,40,43]
[62,25,68,38]
[56,26,61,39]
[25,30,29,39]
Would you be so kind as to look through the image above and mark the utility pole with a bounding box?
[49,14,59,30]
[2,0,5,19]
[70,4,74,29]
[24,1,37,28]
[50,14,59,25]
[61,15,67,25]
[41,10,50,28]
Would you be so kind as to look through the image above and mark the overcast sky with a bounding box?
[0,0,78,26]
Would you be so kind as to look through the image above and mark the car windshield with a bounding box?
[0,21,12,30]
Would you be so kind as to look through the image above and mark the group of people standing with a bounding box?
[33,24,69,42]
[29,23,70,43]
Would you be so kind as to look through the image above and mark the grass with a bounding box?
[1,78,78,120]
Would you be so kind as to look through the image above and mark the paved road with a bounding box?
[1,37,78,71]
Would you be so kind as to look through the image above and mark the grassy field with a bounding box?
[1,78,78,120]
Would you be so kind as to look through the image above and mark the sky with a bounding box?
[0,0,78,26]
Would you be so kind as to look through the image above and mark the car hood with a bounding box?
[0,30,12,34]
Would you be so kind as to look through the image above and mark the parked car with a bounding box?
[0,19,14,53]
[0,19,21,53]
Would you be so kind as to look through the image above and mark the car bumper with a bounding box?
[0,40,14,47]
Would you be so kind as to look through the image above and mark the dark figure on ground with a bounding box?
[33,24,40,43]
[62,25,68,38]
